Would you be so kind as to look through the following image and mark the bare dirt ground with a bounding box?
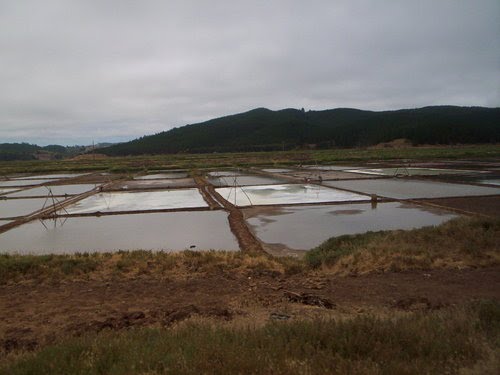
[1,267,499,355]
[421,196,500,217]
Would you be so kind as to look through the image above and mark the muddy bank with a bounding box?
[1,267,499,355]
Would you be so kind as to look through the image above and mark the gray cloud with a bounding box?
[1,0,498,145]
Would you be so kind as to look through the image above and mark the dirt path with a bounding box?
[193,175,221,210]
[1,267,499,354]
[194,175,264,253]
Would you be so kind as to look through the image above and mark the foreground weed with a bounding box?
[2,303,498,375]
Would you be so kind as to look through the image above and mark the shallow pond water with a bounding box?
[0,179,53,187]
[63,188,208,214]
[0,198,51,219]
[216,184,368,207]
[344,167,481,176]
[286,170,372,180]
[244,202,458,250]
[207,170,245,177]
[7,184,97,198]
[209,175,286,187]
[261,168,293,173]
[114,178,196,190]
[302,165,360,171]
[0,211,239,254]
[0,188,18,196]
[11,173,88,180]
[477,179,500,186]
[135,172,189,179]
[324,179,500,199]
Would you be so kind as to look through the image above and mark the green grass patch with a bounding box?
[0,253,100,283]
[2,302,499,375]
[305,217,500,273]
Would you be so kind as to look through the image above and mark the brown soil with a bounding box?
[1,267,499,355]
[70,154,108,160]
[419,195,500,217]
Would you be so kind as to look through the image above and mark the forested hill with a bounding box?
[0,143,86,161]
[100,106,500,155]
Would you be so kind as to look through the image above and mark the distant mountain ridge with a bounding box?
[100,106,500,155]
[0,142,115,161]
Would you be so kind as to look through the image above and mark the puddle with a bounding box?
[324,179,500,199]
[244,202,457,251]
[6,184,97,198]
[12,173,88,180]
[135,172,189,179]
[0,198,51,219]
[0,179,53,187]
[216,184,368,207]
[113,178,196,190]
[63,188,208,214]
[345,167,482,176]
[209,175,286,187]
[0,211,239,254]
[261,168,293,173]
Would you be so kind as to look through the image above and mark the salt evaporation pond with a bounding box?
[344,167,480,176]
[0,179,52,187]
[209,174,287,187]
[63,188,208,214]
[324,179,500,199]
[302,165,360,171]
[114,178,196,190]
[208,170,245,177]
[478,179,500,186]
[0,188,18,196]
[135,172,189,179]
[12,173,88,180]
[245,202,458,251]
[0,198,49,219]
[7,184,97,198]
[261,168,293,173]
[0,211,239,254]
[287,170,372,180]
[216,184,368,207]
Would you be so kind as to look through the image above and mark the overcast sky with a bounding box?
[1,0,499,146]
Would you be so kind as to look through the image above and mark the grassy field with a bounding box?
[306,217,500,274]
[1,301,499,375]
[1,144,499,175]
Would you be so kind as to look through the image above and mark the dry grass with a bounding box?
[1,301,498,375]
[306,217,500,275]
[0,250,304,285]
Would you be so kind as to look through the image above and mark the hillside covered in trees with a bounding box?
[100,106,499,156]
[0,143,86,161]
